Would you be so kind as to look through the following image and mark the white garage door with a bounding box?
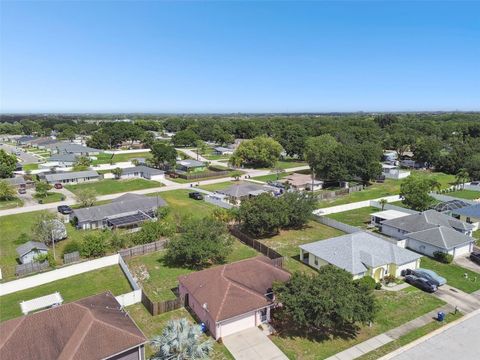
[219,313,256,338]
[453,244,471,257]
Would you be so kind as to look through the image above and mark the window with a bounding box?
[314,257,319,266]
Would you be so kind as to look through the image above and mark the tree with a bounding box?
[229,136,283,168]
[150,318,213,360]
[280,191,316,229]
[413,137,442,169]
[171,129,199,147]
[400,175,436,211]
[31,212,58,244]
[0,180,15,200]
[80,232,108,257]
[0,149,17,178]
[151,142,177,169]
[75,188,97,207]
[166,217,232,269]
[304,135,346,181]
[132,220,174,245]
[465,154,480,181]
[379,198,387,211]
[273,267,377,334]
[73,156,91,171]
[238,193,287,237]
[195,139,207,159]
[35,181,52,198]
[276,124,308,159]
[455,168,470,189]
[111,167,122,180]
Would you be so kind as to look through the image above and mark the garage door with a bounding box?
[219,313,256,338]
[454,244,471,257]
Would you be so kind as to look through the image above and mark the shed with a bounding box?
[16,241,49,264]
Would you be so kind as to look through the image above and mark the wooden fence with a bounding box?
[63,251,80,264]
[229,226,284,268]
[118,240,167,259]
[15,261,49,277]
[141,291,184,316]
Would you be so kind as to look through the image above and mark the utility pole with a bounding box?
[51,228,56,261]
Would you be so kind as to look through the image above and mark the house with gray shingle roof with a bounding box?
[380,209,475,258]
[120,166,165,181]
[299,232,421,282]
[44,170,100,184]
[452,203,480,231]
[16,241,49,264]
[216,182,279,205]
[47,153,78,167]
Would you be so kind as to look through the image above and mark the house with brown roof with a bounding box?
[178,257,290,339]
[0,292,147,360]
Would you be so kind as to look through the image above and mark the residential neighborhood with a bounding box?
[1,1,480,360]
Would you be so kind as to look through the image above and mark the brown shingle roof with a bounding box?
[178,257,290,322]
[0,292,146,360]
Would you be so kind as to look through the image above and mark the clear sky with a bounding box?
[1,1,479,113]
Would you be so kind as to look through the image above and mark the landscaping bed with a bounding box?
[66,178,161,196]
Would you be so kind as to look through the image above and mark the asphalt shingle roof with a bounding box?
[406,226,475,250]
[176,159,206,168]
[48,153,78,162]
[121,165,164,177]
[45,170,99,182]
[16,241,49,258]
[299,232,421,275]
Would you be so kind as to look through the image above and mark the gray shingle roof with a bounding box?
[45,170,99,182]
[16,241,49,258]
[214,147,233,153]
[176,159,206,168]
[382,209,474,232]
[299,232,421,275]
[217,182,273,198]
[452,203,480,218]
[121,166,164,177]
[2,177,26,186]
[406,226,475,250]
[48,153,78,162]
[72,193,166,223]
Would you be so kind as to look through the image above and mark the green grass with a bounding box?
[22,163,39,171]
[473,231,480,245]
[35,192,64,204]
[91,151,152,165]
[276,160,308,169]
[271,287,446,360]
[357,312,463,360]
[127,305,234,359]
[66,178,161,196]
[127,239,258,302]
[150,189,217,220]
[447,190,480,200]
[201,147,231,161]
[421,257,480,293]
[198,181,236,192]
[327,206,379,228]
[251,172,292,183]
[258,220,344,274]
[0,265,132,322]
[0,197,23,210]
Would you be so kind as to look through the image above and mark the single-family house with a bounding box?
[299,232,422,282]
[46,153,78,168]
[16,136,37,146]
[383,150,398,163]
[213,146,234,156]
[46,142,102,156]
[370,209,413,228]
[217,182,279,205]
[178,257,290,339]
[120,166,165,181]
[452,203,480,231]
[0,292,147,360]
[45,170,100,184]
[16,241,49,264]
[380,209,475,258]
[175,159,207,173]
[280,173,323,191]
[381,163,410,180]
[2,176,27,189]
[71,193,166,230]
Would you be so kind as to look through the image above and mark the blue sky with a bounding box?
[1,1,479,113]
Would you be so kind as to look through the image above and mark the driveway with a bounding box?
[454,256,480,274]
[222,327,288,360]
[433,284,480,313]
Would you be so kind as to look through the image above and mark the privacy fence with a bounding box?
[15,261,49,277]
[118,240,167,259]
[141,292,184,316]
[314,215,362,234]
[316,184,364,201]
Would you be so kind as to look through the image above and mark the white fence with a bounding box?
[464,184,480,192]
[314,215,362,234]
[429,193,477,205]
[314,195,401,215]
[383,170,411,180]
[370,201,419,215]
[104,149,151,154]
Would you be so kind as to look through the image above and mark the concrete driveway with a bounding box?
[454,256,480,274]
[222,328,288,360]
[433,285,480,313]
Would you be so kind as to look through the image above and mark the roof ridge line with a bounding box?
[0,317,26,349]
[216,266,231,321]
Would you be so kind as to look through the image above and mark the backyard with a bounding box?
[270,287,446,360]
[0,265,132,321]
[66,178,161,196]
[91,151,153,165]
[446,189,480,200]
[149,189,217,219]
[326,206,379,228]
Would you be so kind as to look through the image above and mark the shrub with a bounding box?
[355,276,376,290]
[62,240,81,257]
[132,220,174,245]
[433,251,453,264]
[374,282,383,290]
[110,231,131,251]
[384,274,397,284]
[34,252,57,267]
[80,232,108,258]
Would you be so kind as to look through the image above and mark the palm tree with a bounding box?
[379,198,388,211]
[429,179,442,193]
[271,166,285,181]
[150,318,213,360]
[455,168,469,190]
[111,167,122,180]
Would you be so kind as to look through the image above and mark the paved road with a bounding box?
[383,310,480,360]
[0,143,39,164]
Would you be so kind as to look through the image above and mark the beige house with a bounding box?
[280,173,323,191]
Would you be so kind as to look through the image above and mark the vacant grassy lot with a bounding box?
[22,163,39,171]
[271,287,445,360]
[127,305,234,359]
[35,191,64,204]
[128,239,259,302]
[149,189,216,219]
[0,197,23,210]
[421,257,480,293]
[0,265,132,322]
[447,190,480,200]
[198,181,236,192]
[66,178,161,196]
[92,151,153,165]
[327,206,379,228]
[258,221,344,273]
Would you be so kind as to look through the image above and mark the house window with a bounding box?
[314,257,319,266]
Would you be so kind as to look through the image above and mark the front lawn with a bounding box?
[0,265,132,322]
[198,181,236,192]
[35,192,64,204]
[127,239,259,302]
[66,178,161,196]
[447,190,480,200]
[421,257,480,293]
[22,163,39,171]
[251,172,292,183]
[0,197,23,210]
[327,206,379,228]
[91,151,153,165]
[149,189,216,220]
[257,221,344,273]
[270,287,445,360]
[127,305,234,359]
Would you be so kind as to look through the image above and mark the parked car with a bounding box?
[470,252,480,266]
[57,205,73,215]
[18,188,26,195]
[470,181,479,186]
[54,183,63,189]
[406,268,447,286]
[189,192,204,200]
[405,275,438,293]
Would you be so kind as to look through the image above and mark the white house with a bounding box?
[44,170,100,184]
[16,241,49,264]
[120,166,165,181]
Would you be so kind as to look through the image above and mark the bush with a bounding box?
[355,276,376,290]
[132,220,174,245]
[34,252,57,267]
[433,251,453,264]
[80,232,108,258]
[383,274,397,284]
[374,282,383,290]
[110,231,131,250]
[62,240,81,257]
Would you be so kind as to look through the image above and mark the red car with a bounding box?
[54,183,63,189]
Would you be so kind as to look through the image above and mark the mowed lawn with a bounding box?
[251,171,292,183]
[91,151,152,165]
[447,189,480,200]
[127,239,259,302]
[127,305,234,359]
[34,191,64,204]
[0,197,23,210]
[149,189,217,219]
[258,221,344,274]
[271,287,445,360]
[327,206,379,228]
[421,257,480,293]
[198,181,236,192]
[0,265,132,322]
[66,178,161,196]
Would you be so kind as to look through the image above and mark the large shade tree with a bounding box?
[229,136,283,168]
[0,149,17,178]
